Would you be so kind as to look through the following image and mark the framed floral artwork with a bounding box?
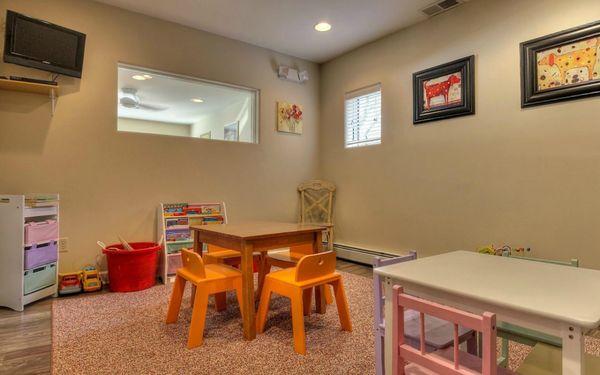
[521,21,600,107]
[413,55,475,124]
[277,102,303,134]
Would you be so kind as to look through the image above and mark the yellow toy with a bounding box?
[477,245,496,255]
[82,265,102,292]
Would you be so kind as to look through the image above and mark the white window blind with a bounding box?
[344,83,381,148]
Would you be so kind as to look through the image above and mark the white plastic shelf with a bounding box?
[24,205,58,218]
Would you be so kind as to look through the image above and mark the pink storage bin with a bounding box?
[24,241,58,270]
[24,220,58,245]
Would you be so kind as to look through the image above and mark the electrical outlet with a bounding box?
[58,237,68,252]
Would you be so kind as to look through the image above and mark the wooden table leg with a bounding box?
[190,230,203,308]
[241,241,256,340]
[256,252,268,300]
[327,227,334,251]
[193,230,203,256]
[312,232,327,314]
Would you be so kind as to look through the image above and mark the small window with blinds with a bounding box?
[344,83,381,148]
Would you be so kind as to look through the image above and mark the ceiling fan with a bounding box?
[119,88,168,111]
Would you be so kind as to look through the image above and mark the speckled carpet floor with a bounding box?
[52,271,375,374]
[52,271,600,374]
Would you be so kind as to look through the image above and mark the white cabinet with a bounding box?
[0,194,59,311]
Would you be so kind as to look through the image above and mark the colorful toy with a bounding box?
[478,244,530,257]
[477,244,496,255]
[58,272,82,295]
[81,265,102,292]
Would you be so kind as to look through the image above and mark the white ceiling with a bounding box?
[96,0,441,63]
[118,66,252,124]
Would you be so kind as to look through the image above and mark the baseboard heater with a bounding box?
[331,243,397,265]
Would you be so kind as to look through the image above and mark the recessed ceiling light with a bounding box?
[191,98,204,103]
[314,22,332,32]
[132,75,146,80]
[142,74,153,79]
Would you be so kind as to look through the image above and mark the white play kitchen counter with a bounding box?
[374,250,600,375]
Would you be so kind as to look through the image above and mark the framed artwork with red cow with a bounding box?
[413,55,475,124]
[521,21,600,107]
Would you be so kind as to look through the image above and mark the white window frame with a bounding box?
[117,63,260,144]
[344,83,382,148]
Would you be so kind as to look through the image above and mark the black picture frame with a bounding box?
[413,55,475,124]
[521,21,600,108]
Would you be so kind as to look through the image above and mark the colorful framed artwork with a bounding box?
[521,21,600,107]
[277,102,303,134]
[413,55,475,124]
[223,122,239,141]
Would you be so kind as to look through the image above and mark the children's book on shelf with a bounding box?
[157,202,227,283]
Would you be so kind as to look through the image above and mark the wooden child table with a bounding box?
[374,251,600,375]
[189,221,326,340]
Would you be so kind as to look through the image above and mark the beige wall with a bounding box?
[0,0,320,271]
[3,0,600,271]
[118,118,192,137]
[320,0,600,268]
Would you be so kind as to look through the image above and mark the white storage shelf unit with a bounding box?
[0,194,59,311]
[157,202,227,283]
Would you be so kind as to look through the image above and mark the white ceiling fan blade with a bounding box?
[138,103,168,111]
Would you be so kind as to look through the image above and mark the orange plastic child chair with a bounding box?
[256,251,352,355]
[166,248,244,349]
[261,243,334,306]
[204,244,246,265]
[205,244,263,309]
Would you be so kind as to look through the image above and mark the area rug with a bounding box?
[52,271,376,374]
[51,270,600,374]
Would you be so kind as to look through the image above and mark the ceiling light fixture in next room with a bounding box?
[314,22,332,32]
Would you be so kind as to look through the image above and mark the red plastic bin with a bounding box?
[102,242,160,292]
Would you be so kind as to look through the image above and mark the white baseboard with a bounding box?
[332,243,397,265]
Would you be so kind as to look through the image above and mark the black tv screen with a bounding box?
[3,10,86,78]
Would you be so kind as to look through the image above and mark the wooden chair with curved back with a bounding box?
[166,248,244,348]
[267,180,335,263]
[256,251,352,355]
[299,180,335,251]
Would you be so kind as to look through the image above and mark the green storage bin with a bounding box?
[24,262,56,295]
[166,240,193,254]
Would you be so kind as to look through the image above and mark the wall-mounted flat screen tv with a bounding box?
[3,10,86,78]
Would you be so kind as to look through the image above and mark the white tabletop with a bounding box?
[374,251,600,329]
